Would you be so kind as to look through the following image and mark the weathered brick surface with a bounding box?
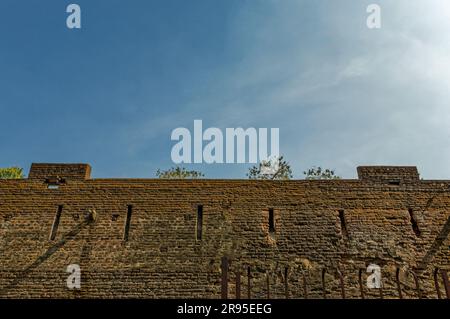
[28,163,91,181]
[0,164,448,299]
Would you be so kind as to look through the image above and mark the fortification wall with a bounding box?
[0,164,449,298]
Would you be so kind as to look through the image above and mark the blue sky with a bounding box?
[1,1,450,179]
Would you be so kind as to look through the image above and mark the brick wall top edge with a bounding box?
[2,178,450,184]
[23,163,423,180]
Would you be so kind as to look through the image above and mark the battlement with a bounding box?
[25,163,423,183]
[0,163,449,299]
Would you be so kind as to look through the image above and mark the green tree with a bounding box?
[303,166,340,180]
[247,156,293,180]
[0,167,24,179]
[156,167,205,179]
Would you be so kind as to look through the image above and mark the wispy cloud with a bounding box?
[119,0,450,178]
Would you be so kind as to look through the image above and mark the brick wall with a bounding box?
[0,164,449,299]
[28,163,91,181]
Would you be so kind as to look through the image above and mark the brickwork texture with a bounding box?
[0,163,449,299]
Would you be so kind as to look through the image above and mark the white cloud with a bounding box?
[214,1,450,178]
[128,1,450,178]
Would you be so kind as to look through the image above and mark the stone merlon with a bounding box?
[0,162,448,299]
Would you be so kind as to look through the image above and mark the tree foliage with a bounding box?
[156,167,205,179]
[247,156,293,180]
[303,166,340,180]
[0,167,24,179]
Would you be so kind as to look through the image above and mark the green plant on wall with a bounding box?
[0,167,24,179]
[303,166,341,180]
[156,167,205,179]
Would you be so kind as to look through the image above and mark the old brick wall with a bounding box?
[0,164,449,299]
